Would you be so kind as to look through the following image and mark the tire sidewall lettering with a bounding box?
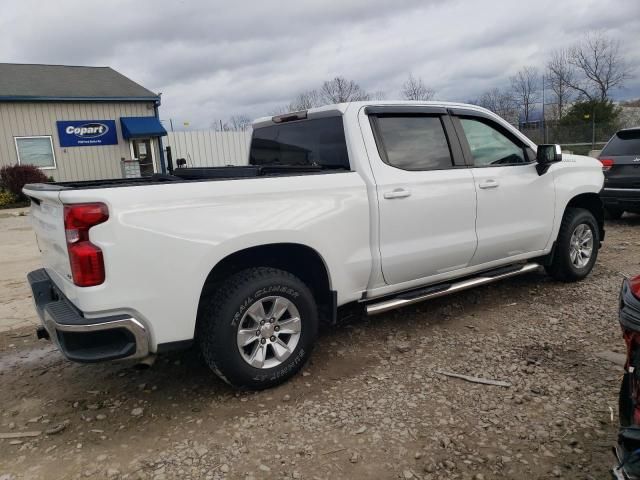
[230,285,300,328]
[252,347,306,381]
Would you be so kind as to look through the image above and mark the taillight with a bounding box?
[599,158,614,171]
[63,203,109,287]
[630,275,640,300]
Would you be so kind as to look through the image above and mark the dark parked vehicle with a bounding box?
[599,128,640,219]
[614,273,640,479]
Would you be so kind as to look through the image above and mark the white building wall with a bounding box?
[165,130,251,167]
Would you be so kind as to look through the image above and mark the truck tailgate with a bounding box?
[25,188,72,285]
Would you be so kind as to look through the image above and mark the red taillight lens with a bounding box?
[599,158,614,171]
[63,203,108,287]
[630,275,640,300]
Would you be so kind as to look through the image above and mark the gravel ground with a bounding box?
[0,213,639,480]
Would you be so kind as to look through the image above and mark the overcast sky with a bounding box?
[2,0,639,129]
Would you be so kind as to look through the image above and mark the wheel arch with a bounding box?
[565,192,605,242]
[197,243,336,326]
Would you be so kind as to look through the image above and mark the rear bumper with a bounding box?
[27,268,149,363]
[601,188,640,211]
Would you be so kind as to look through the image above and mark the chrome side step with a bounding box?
[365,263,540,316]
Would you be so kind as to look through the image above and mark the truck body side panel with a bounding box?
[33,172,371,348]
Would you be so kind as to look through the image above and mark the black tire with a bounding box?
[605,207,624,220]
[545,208,600,282]
[197,267,318,389]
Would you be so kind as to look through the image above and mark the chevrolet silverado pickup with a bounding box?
[24,101,605,389]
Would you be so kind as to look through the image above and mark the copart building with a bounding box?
[0,63,167,181]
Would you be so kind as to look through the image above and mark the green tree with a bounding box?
[560,100,621,127]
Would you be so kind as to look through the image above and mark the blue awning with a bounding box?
[120,116,167,139]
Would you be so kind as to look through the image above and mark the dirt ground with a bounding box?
[0,208,41,333]
[1,212,640,480]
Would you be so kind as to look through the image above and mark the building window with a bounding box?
[14,136,56,169]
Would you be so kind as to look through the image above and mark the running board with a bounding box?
[365,263,540,316]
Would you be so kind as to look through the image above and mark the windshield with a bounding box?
[250,116,350,169]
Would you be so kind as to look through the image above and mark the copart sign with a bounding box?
[56,120,118,147]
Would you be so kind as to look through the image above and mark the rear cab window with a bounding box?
[601,130,640,156]
[249,116,350,170]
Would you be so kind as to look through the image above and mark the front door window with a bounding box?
[459,118,527,166]
[131,138,155,177]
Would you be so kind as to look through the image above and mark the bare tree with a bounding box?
[401,74,436,101]
[320,77,371,103]
[270,77,378,115]
[546,50,574,119]
[566,32,631,101]
[288,90,323,111]
[268,104,293,116]
[510,66,540,123]
[228,115,252,131]
[474,88,517,122]
[214,114,252,131]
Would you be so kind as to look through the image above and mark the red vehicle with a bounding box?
[614,274,640,479]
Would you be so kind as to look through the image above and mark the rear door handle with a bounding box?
[383,188,412,199]
[478,179,499,189]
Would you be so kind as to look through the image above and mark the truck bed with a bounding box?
[26,164,345,191]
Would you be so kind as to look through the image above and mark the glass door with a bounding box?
[130,138,156,177]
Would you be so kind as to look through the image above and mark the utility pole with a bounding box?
[592,109,596,150]
[542,74,547,144]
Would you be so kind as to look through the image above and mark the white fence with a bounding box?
[165,130,251,167]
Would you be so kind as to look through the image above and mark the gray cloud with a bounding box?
[1,0,639,128]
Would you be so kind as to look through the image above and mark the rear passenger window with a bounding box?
[373,116,453,171]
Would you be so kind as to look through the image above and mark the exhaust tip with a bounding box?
[134,354,157,369]
[36,326,50,340]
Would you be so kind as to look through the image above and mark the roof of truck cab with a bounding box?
[252,101,494,128]
[251,100,537,150]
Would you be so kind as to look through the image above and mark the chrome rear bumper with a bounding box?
[28,269,149,363]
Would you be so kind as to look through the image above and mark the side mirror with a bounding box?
[536,144,562,175]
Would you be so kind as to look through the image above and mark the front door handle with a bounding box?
[478,179,499,189]
[383,188,412,199]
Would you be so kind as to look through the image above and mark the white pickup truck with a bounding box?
[24,101,605,389]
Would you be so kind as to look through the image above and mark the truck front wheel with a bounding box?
[197,267,318,389]
[545,207,600,282]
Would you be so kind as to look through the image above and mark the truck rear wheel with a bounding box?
[197,267,318,389]
[545,208,599,282]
